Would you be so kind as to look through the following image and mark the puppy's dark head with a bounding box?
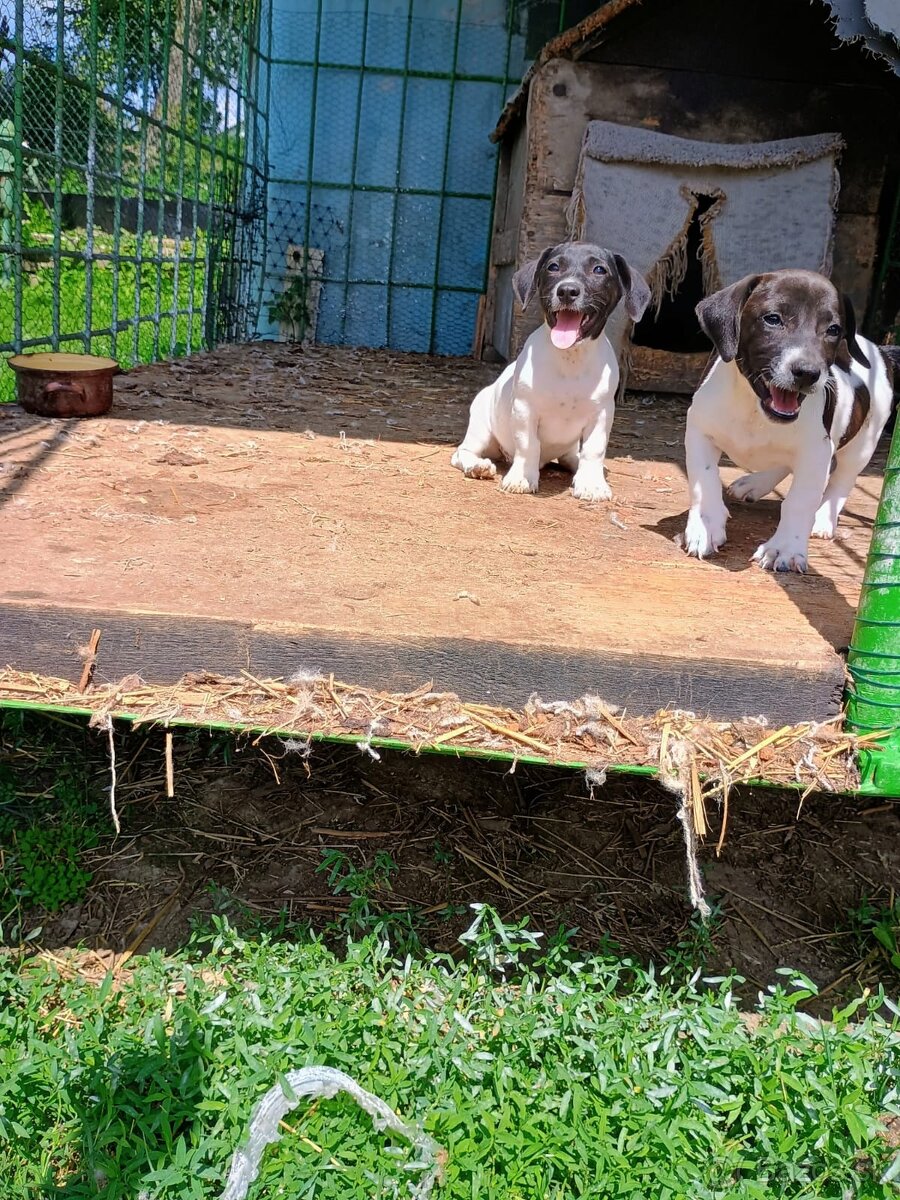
[512,242,650,350]
[696,269,869,423]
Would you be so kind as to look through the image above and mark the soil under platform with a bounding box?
[12,723,900,1016]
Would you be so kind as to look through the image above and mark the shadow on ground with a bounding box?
[3,711,899,1012]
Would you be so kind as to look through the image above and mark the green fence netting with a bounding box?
[0,0,268,401]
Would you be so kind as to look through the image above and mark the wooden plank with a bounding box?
[488,262,515,360]
[491,230,518,266]
[528,59,598,198]
[0,602,845,724]
[832,214,880,318]
[0,606,252,687]
[0,345,875,737]
[484,130,529,359]
[471,295,487,359]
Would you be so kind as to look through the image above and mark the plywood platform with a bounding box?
[0,343,887,724]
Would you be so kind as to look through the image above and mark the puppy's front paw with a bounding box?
[729,472,773,503]
[451,449,497,480]
[811,505,836,540]
[572,470,612,503]
[752,537,808,573]
[463,459,498,480]
[500,467,538,495]
[683,507,728,559]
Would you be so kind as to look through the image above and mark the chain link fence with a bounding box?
[0,0,268,400]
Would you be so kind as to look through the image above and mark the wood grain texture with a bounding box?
[629,348,711,395]
[0,603,845,723]
[0,344,884,726]
[527,59,889,216]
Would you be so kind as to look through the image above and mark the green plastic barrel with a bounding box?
[846,415,900,792]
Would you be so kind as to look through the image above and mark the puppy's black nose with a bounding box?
[791,363,821,389]
[556,282,581,305]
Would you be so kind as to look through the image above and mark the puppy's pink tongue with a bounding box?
[769,386,801,416]
[550,311,582,349]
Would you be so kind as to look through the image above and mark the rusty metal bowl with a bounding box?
[7,351,120,418]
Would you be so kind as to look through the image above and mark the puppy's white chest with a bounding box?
[534,370,608,423]
[519,334,615,426]
[711,408,799,471]
[696,363,815,471]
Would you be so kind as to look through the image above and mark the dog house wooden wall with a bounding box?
[478,0,900,392]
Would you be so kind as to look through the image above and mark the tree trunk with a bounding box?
[147,0,201,159]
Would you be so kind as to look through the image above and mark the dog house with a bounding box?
[479,0,900,392]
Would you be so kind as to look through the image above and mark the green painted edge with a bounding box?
[0,695,878,797]
[0,694,623,772]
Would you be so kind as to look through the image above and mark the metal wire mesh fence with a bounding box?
[0,0,268,400]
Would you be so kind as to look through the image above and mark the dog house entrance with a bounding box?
[567,122,843,394]
[631,192,720,355]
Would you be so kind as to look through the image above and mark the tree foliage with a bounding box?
[52,0,250,132]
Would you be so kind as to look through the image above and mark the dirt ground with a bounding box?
[28,724,900,1008]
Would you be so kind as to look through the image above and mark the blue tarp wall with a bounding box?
[257,0,527,354]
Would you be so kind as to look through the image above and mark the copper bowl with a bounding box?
[7,351,120,418]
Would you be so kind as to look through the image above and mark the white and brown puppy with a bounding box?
[452,241,650,500]
[683,269,896,572]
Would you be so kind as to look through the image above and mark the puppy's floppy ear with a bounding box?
[696,274,762,363]
[612,254,651,322]
[841,292,870,368]
[512,247,554,310]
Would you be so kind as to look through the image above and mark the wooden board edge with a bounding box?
[0,603,846,725]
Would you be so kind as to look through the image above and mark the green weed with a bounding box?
[0,716,102,938]
[849,897,900,975]
[313,848,463,954]
[664,903,724,976]
[0,911,898,1198]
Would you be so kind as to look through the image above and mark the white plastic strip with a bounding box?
[219,1066,445,1200]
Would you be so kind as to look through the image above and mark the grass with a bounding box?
[0,713,105,941]
[0,765,100,942]
[1,710,900,1197]
[312,847,466,954]
[0,200,208,402]
[849,898,900,976]
[0,912,899,1198]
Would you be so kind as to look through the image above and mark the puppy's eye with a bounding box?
[762,313,783,328]
[547,262,560,273]
[592,264,608,275]
[826,323,842,338]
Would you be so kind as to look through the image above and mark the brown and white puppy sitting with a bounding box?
[452,241,650,500]
[683,269,896,572]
